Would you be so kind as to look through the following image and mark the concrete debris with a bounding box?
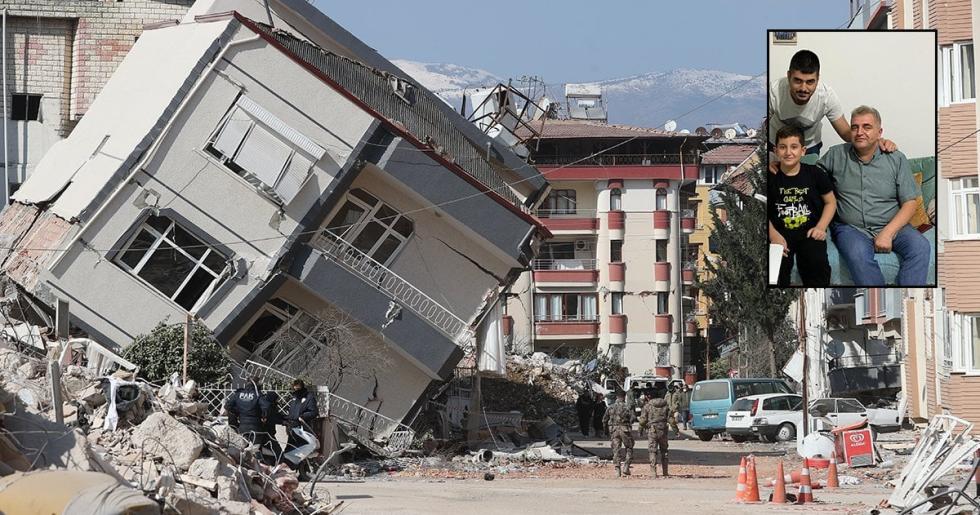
[0,336,339,514]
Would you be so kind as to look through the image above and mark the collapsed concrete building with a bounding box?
[0,0,550,438]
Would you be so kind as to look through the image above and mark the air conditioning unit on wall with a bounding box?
[575,240,592,251]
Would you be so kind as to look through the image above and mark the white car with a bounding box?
[750,397,903,442]
[726,393,802,443]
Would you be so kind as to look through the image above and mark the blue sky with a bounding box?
[315,1,850,82]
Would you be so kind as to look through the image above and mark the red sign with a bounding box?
[839,428,875,467]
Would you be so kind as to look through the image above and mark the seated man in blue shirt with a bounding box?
[816,105,930,286]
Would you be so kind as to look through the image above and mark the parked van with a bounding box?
[689,378,794,441]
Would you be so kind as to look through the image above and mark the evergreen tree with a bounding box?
[700,143,796,377]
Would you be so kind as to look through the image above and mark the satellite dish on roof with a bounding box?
[679,129,690,134]
[664,120,677,132]
[695,127,708,136]
[826,341,846,359]
[710,128,723,138]
[724,128,737,140]
[746,128,757,138]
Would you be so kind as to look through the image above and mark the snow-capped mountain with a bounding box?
[391,60,765,131]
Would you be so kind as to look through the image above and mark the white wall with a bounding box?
[769,31,936,158]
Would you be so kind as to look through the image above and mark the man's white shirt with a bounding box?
[768,77,844,149]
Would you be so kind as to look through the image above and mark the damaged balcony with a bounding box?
[828,351,903,398]
[291,231,471,379]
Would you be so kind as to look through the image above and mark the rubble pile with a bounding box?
[479,353,588,431]
[0,341,340,514]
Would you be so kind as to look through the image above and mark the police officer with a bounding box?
[638,390,670,478]
[285,379,320,453]
[225,376,280,458]
[575,390,595,437]
[602,389,636,477]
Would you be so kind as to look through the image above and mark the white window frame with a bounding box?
[116,216,228,312]
[655,189,668,211]
[324,189,414,266]
[940,41,976,106]
[533,293,598,322]
[656,292,669,314]
[609,188,623,211]
[206,97,326,205]
[543,189,577,215]
[950,176,980,239]
[611,292,624,315]
[950,312,980,373]
[699,165,722,185]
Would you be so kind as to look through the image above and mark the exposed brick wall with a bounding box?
[2,0,193,137]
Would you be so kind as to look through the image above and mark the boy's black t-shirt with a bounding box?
[768,163,834,238]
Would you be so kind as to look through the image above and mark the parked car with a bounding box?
[749,397,903,442]
[690,378,794,441]
[726,393,802,442]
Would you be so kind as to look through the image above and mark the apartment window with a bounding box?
[534,293,598,321]
[10,93,42,121]
[116,215,228,311]
[656,240,668,262]
[237,298,299,353]
[540,242,576,260]
[324,188,414,266]
[951,177,980,237]
[951,313,980,371]
[610,240,623,262]
[246,300,337,373]
[875,288,886,314]
[611,292,624,315]
[657,292,669,314]
[699,165,723,185]
[542,189,577,215]
[940,42,976,105]
[656,189,668,211]
[206,96,325,205]
[609,188,622,211]
[859,288,871,318]
[941,289,953,367]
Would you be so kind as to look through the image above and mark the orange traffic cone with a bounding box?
[771,460,788,504]
[743,456,761,503]
[735,456,747,500]
[797,458,814,504]
[768,470,802,486]
[826,452,840,489]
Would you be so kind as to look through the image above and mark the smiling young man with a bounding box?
[768,50,850,156]
[768,125,836,286]
[817,106,930,286]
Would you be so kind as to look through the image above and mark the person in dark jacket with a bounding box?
[591,392,607,437]
[225,377,281,459]
[285,379,319,454]
[575,391,595,437]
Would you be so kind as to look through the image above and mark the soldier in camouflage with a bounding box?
[603,389,636,477]
[639,390,670,478]
[666,384,681,436]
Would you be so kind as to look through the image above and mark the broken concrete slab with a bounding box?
[188,457,230,482]
[130,412,204,471]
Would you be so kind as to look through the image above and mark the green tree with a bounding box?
[700,143,797,377]
[124,321,230,385]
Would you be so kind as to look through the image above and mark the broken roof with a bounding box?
[516,119,702,141]
[13,20,236,221]
[713,149,761,200]
[701,144,757,165]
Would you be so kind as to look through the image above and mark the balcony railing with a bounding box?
[532,259,597,271]
[533,153,700,167]
[535,208,598,218]
[534,314,599,322]
[310,231,474,348]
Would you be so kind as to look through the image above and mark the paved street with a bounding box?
[314,432,894,514]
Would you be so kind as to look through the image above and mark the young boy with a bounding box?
[768,125,837,286]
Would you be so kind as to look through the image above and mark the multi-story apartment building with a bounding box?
[0,0,550,436]
[853,0,980,428]
[2,1,195,203]
[503,119,707,379]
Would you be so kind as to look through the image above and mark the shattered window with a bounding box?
[116,215,228,312]
[322,188,414,266]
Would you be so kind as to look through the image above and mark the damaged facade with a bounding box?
[0,0,549,437]
[1,0,196,204]
[504,114,707,379]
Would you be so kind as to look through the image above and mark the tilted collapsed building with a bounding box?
[0,1,551,435]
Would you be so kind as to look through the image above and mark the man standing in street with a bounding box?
[603,390,636,477]
[666,385,681,437]
[591,392,606,438]
[817,106,930,285]
[639,391,670,478]
[678,385,691,431]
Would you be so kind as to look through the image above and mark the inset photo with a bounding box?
[767,30,937,288]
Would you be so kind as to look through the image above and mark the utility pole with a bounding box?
[183,312,193,383]
[799,290,808,437]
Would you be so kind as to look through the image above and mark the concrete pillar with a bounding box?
[55,299,69,340]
